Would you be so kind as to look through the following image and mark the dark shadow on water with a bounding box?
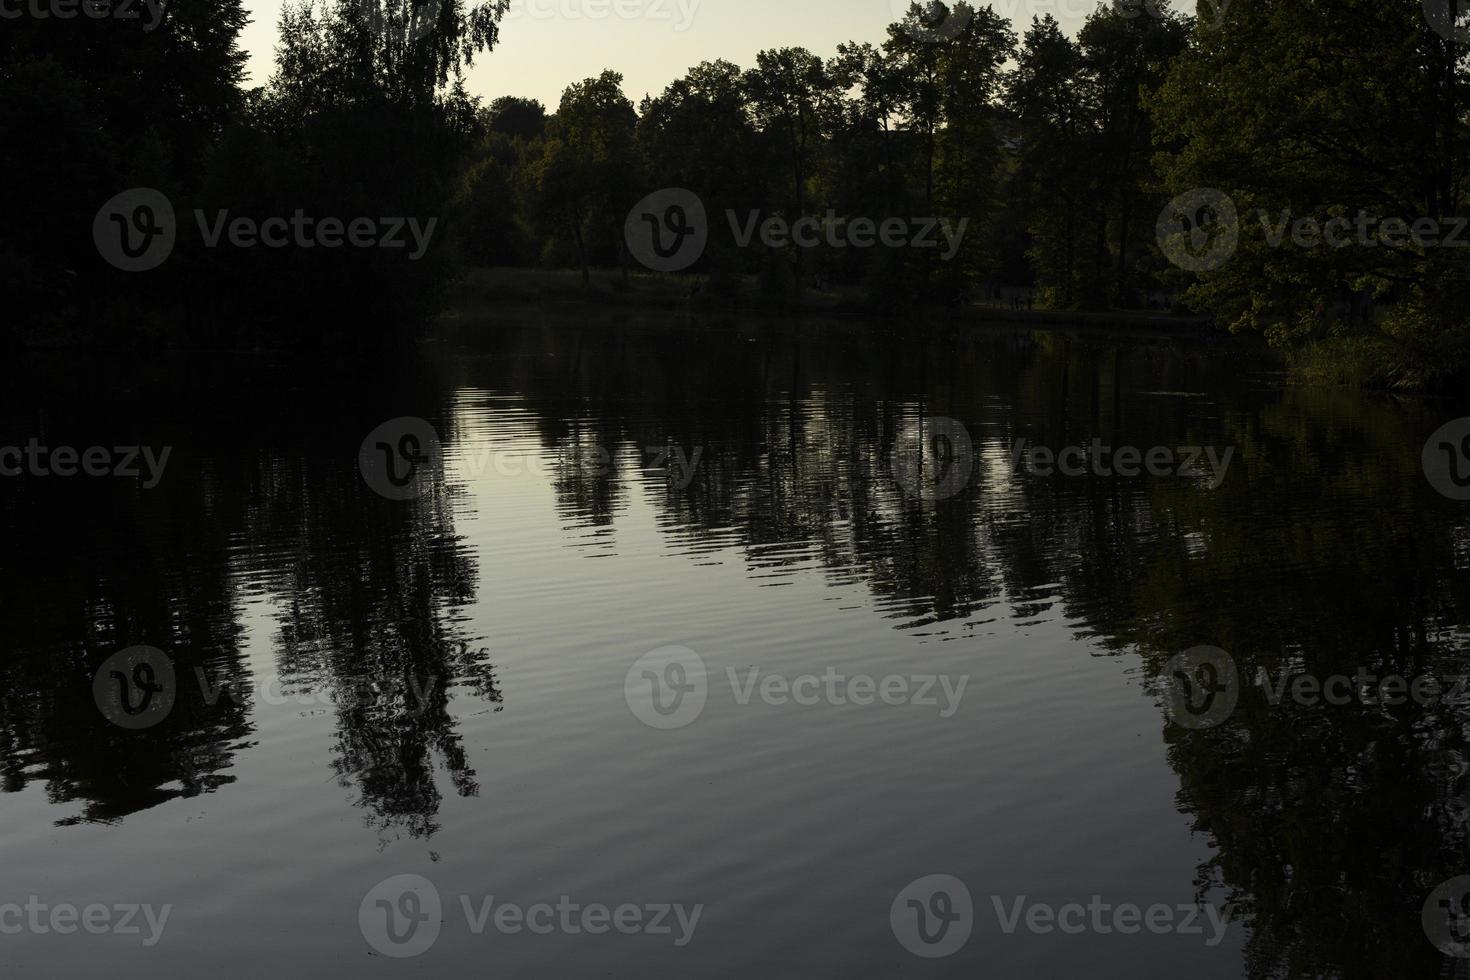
[0,353,499,844]
[0,323,1467,975]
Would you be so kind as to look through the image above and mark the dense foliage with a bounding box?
[4,0,1469,385]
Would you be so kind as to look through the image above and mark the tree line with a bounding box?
[462,3,1183,313]
[2,0,1467,387]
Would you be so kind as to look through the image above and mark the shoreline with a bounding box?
[448,267,1215,335]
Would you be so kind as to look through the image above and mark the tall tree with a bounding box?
[1006,15,1088,306]
[1151,0,1470,387]
[828,41,909,218]
[0,0,251,332]
[1078,0,1187,307]
[535,71,639,287]
[744,48,838,291]
[637,61,761,272]
[486,96,548,140]
[934,3,1016,284]
[884,2,1015,288]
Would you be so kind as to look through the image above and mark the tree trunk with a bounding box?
[570,210,589,289]
[1115,184,1133,308]
[792,118,806,296]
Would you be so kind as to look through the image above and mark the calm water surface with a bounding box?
[2,316,1469,978]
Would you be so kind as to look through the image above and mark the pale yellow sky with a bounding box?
[239,0,1166,107]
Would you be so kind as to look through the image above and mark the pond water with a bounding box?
[2,315,1469,978]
